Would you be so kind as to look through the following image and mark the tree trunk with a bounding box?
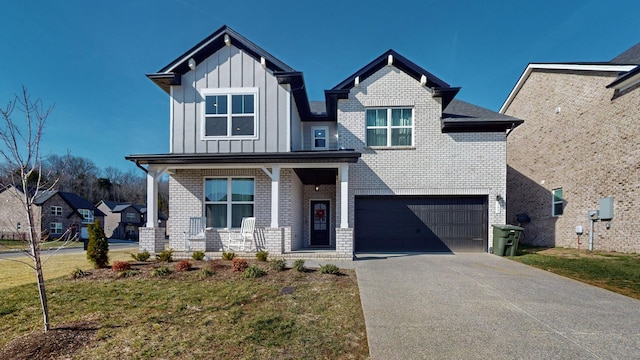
[26,200,50,332]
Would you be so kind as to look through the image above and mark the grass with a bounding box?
[512,247,640,299]
[0,239,84,253]
[0,248,134,289]
[0,256,369,359]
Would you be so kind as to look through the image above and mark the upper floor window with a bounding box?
[126,212,136,221]
[51,206,63,216]
[311,126,329,150]
[202,88,258,138]
[79,209,94,224]
[366,108,413,147]
[204,177,254,228]
[552,188,563,216]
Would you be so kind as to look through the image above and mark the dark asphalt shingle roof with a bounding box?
[610,43,640,65]
[443,99,521,122]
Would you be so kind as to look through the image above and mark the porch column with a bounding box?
[146,166,161,228]
[339,164,349,228]
[270,166,280,228]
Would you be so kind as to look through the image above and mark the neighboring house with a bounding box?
[500,43,640,253]
[96,200,167,240]
[127,25,522,259]
[0,185,105,240]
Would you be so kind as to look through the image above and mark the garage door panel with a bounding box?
[355,196,487,253]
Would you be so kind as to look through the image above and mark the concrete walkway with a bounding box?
[355,253,640,359]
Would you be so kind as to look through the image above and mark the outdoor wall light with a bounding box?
[496,194,503,201]
[314,185,320,192]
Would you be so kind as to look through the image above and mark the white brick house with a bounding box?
[127,26,522,259]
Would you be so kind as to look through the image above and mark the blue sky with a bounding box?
[2,0,638,173]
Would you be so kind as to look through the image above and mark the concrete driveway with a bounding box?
[355,253,640,359]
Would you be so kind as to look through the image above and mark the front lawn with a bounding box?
[0,256,369,359]
[512,247,640,299]
[0,238,84,253]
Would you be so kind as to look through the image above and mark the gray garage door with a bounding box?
[354,196,488,253]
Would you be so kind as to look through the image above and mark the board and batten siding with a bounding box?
[171,45,291,154]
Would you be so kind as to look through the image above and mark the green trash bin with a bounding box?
[492,225,524,256]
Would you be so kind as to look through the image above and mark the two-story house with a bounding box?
[500,43,640,253]
[96,200,167,240]
[0,185,104,240]
[127,25,522,259]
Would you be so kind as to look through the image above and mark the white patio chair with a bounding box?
[183,217,206,251]
[224,217,256,252]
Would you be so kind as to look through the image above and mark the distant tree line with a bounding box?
[0,153,169,215]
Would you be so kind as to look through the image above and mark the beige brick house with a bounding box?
[0,185,104,240]
[500,43,640,253]
[127,25,522,259]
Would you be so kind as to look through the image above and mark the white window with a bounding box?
[79,209,94,224]
[126,212,136,221]
[311,126,329,150]
[201,88,258,138]
[552,188,563,216]
[50,222,63,234]
[204,178,254,228]
[50,206,63,216]
[366,108,413,147]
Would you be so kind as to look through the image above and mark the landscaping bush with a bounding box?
[197,268,214,280]
[255,251,269,261]
[117,269,140,278]
[86,220,109,268]
[231,258,248,272]
[243,265,266,279]
[112,261,132,272]
[131,250,151,262]
[293,259,306,272]
[319,264,340,275]
[69,268,90,279]
[192,250,206,261]
[156,249,173,262]
[175,260,192,272]
[270,258,287,272]
[222,252,236,260]
[151,266,172,277]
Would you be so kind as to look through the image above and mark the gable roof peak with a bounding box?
[331,49,459,109]
[610,42,640,65]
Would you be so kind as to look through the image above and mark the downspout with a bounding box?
[505,122,517,138]
[134,160,148,174]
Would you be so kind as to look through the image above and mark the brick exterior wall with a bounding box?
[0,187,35,238]
[338,66,507,248]
[504,69,640,253]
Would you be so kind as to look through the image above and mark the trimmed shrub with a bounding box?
[175,260,192,272]
[292,259,306,272]
[192,250,206,261]
[270,258,287,272]
[243,265,266,279]
[231,258,248,272]
[319,264,340,275]
[112,261,132,272]
[87,220,109,268]
[255,251,269,262]
[151,266,171,277]
[156,249,173,262]
[131,250,151,262]
[222,252,236,260]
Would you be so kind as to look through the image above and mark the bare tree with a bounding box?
[0,87,59,332]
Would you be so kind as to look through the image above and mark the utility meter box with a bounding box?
[599,197,614,220]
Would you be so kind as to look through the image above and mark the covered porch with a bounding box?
[127,151,360,260]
